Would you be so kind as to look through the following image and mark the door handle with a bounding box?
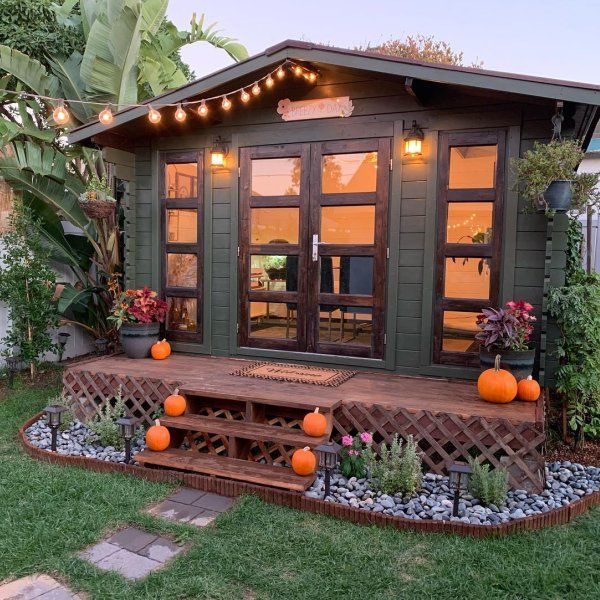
[312,234,320,262]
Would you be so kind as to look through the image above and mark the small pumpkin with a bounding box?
[291,446,317,476]
[151,339,171,360]
[517,376,541,402]
[146,419,170,451]
[477,354,517,404]
[302,407,327,437]
[164,388,186,417]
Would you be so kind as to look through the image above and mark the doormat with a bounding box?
[231,361,356,387]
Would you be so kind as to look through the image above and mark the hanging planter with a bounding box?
[543,180,573,212]
[78,176,116,219]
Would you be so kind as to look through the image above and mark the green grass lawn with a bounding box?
[1,368,600,600]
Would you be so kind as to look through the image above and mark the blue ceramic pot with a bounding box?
[543,180,572,212]
[479,348,536,381]
[120,322,160,359]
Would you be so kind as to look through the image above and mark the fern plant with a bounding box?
[467,458,509,506]
[87,386,126,449]
[364,434,422,496]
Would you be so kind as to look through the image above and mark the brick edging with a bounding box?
[18,413,600,539]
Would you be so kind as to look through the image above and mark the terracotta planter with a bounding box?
[479,348,536,381]
[120,322,160,359]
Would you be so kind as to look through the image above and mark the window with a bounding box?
[251,157,300,196]
[322,152,378,194]
[434,132,505,365]
[161,152,203,342]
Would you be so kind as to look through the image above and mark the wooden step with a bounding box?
[160,414,328,447]
[135,448,315,491]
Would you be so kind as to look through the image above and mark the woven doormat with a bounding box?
[231,361,356,387]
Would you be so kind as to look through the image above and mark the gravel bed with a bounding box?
[304,461,600,525]
[25,417,146,463]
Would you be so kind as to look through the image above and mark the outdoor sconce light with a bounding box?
[94,338,108,355]
[210,136,229,167]
[447,461,473,517]
[57,331,71,362]
[116,415,139,464]
[44,405,67,452]
[404,120,424,157]
[315,440,342,498]
[5,356,19,388]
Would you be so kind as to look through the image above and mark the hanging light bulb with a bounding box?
[198,100,208,117]
[265,75,274,88]
[174,103,186,122]
[99,106,114,125]
[240,89,250,103]
[277,66,285,79]
[294,65,303,76]
[148,106,161,124]
[221,95,231,110]
[251,82,260,96]
[52,100,69,126]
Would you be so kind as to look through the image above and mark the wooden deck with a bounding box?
[64,353,546,491]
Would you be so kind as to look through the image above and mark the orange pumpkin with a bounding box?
[291,446,317,476]
[146,419,170,451]
[477,354,517,404]
[517,376,541,402]
[164,388,186,417]
[303,407,327,437]
[151,339,171,360]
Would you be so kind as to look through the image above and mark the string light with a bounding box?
[240,89,250,103]
[308,72,317,82]
[294,65,303,76]
[277,66,285,79]
[198,100,208,117]
[265,75,274,88]
[251,82,261,96]
[99,106,113,125]
[148,106,161,124]
[52,99,69,125]
[221,95,232,110]
[174,103,186,122]
[447,213,478,230]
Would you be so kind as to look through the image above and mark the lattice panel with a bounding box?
[333,403,546,492]
[63,369,181,425]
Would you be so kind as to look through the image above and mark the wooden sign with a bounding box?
[277,97,354,121]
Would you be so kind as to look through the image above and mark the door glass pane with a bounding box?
[167,209,197,243]
[250,207,299,244]
[446,202,492,244]
[250,302,297,340]
[442,311,480,352]
[444,257,490,299]
[251,158,300,196]
[321,205,375,244]
[321,256,374,295]
[322,152,377,194]
[448,146,497,189]
[166,163,197,197]
[167,297,197,332]
[167,253,197,288]
[318,305,372,347]
[250,255,296,290]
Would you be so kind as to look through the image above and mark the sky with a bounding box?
[167,0,600,85]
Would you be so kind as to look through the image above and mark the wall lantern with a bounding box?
[314,440,342,498]
[404,120,424,157]
[447,461,473,517]
[116,415,139,463]
[211,136,229,167]
[57,330,71,362]
[44,404,67,451]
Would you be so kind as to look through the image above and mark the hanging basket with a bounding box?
[78,193,116,219]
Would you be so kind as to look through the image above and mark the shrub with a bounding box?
[364,434,422,496]
[339,432,372,478]
[87,387,126,449]
[467,459,509,506]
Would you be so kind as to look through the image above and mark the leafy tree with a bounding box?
[0,200,58,377]
[359,34,483,68]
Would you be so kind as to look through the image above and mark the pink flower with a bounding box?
[348,449,359,456]
[341,435,353,446]
[360,431,373,444]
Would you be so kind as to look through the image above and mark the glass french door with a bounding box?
[239,139,390,359]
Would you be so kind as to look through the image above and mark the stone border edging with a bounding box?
[19,413,600,539]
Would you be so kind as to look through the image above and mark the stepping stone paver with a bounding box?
[95,549,161,581]
[191,492,234,512]
[107,527,158,552]
[147,500,206,523]
[0,574,81,600]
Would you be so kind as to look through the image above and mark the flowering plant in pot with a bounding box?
[476,300,537,380]
[78,176,116,219]
[109,287,167,358]
[339,431,373,478]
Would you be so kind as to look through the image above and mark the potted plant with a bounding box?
[108,287,167,358]
[263,255,286,280]
[476,300,537,380]
[78,176,116,219]
[512,139,599,214]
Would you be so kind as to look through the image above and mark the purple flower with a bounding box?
[342,435,353,446]
[360,431,373,444]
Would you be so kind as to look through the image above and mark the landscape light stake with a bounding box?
[5,356,19,388]
[117,416,139,464]
[44,405,67,452]
[57,331,71,362]
[447,461,473,517]
[315,441,342,499]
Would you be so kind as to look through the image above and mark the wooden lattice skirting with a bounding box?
[19,413,595,539]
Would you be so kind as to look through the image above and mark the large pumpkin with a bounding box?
[517,376,541,402]
[164,388,186,417]
[291,446,317,476]
[303,407,327,437]
[477,354,517,404]
[151,339,171,360]
[146,419,170,451]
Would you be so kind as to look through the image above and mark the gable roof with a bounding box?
[68,39,600,145]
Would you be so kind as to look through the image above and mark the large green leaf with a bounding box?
[0,119,56,143]
[0,46,60,96]
[140,0,168,37]
[48,52,94,123]
[79,0,103,39]
[188,14,248,62]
